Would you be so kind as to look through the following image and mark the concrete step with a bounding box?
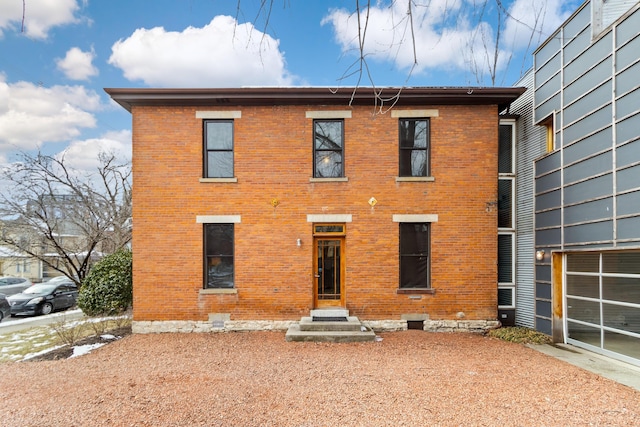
[299,316,363,332]
[309,308,349,318]
[285,311,377,342]
[285,324,376,342]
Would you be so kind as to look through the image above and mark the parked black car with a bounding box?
[7,282,78,317]
[0,293,10,322]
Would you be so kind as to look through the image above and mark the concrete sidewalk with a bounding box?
[529,342,640,392]
[0,309,85,334]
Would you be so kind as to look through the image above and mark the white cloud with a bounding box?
[503,0,577,51]
[322,0,576,84]
[56,47,98,80]
[0,78,101,150]
[0,0,80,40]
[108,15,295,87]
[59,130,131,172]
[323,1,498,78]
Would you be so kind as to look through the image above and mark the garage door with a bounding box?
[565,250,640,366]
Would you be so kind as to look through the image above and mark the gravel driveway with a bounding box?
[1,330,638,426]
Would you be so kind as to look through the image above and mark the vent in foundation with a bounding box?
[312,317,347,322]
[407,320,424,330]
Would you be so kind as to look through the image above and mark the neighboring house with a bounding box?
[0,246,41,282]
[0,194,110,282]
[106,86,524,334]
[518,0,640,366]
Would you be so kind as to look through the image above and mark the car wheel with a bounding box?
[41,302,53,315]
[0,312,3,322]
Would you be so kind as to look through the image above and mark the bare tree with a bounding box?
[0,151,132,285]
[237,0,553,91]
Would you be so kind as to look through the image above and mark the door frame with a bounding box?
[312,224,346,308]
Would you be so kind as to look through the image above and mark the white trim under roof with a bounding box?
[392,214,438,223]
[196,215,241,223]
[196,111,242,119]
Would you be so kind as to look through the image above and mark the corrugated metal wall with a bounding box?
[603,0,638,28]
[510,70,546,329]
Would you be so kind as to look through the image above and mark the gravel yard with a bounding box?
[1,330,638,426]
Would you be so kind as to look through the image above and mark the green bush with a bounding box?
[77,249,132,316]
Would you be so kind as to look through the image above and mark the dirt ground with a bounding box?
[1,330,639,426]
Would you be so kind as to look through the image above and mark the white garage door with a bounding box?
[565,250,640,366]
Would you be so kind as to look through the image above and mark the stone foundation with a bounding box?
[423,319,501,333]
[133,319,501,334]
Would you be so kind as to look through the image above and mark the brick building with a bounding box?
[106,87,524,333]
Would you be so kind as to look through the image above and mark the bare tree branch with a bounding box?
[0,152,132,285]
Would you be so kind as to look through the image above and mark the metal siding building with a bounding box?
[532,0,640,365]
[509,70,547,329]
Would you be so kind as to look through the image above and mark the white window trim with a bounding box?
[498,286,516,309]
[309,177,349,183]
[196,215,241,223]
[306,111,352,119]
[392,214,438,223]
[395,176,435,182]
[196,111,241,119]
[199,178,238,183]
[391,109,439,118]
[498,176,515,231]
[307,214,352,223]
[499,119,516,175]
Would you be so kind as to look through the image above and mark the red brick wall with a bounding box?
[131,104,498,321]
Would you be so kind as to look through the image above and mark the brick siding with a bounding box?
[131,103,499,322]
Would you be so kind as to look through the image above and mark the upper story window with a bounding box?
[498,121,515,230]
[543,116,555,153]
[498,123,514,174]
[399,118,430,177]
[313,120,344,178]
[204,120,234,178]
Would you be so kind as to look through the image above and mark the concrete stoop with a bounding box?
[285,309,377,343]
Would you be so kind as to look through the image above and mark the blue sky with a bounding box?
[0,0,580,172]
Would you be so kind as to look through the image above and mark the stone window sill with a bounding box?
[395,176,435,182]
[200,288,238,295]
[397,288,435,295]
[309,177,349,183]
[199,177,238,183]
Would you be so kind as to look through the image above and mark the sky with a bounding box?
[0,0,582,173]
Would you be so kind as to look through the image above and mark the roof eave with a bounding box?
[104,86,527,113]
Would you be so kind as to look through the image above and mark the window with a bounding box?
[204,120,234,178]
[399,119,429,177]
[314,224,345,234]
[313,120,344,178]
[498,179,513,228]
[204,224,234,289]
[16,260,29,273]
[498,120,516,309]
[498,124,514,174]
[399,223,430,288]
[540,116,555,153]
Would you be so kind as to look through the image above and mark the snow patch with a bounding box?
[70,343,105,358]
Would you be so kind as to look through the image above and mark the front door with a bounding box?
[313,237,345,308]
